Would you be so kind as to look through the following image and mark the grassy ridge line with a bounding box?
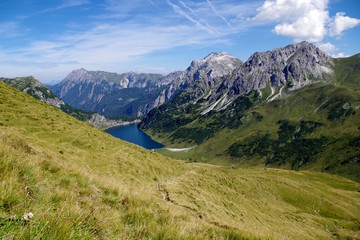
[0,81,360,239]
[164,165,360,239]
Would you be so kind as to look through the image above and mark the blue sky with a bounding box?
[0,0,359,84]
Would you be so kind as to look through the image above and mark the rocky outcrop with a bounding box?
[0,76,65,109]
[229,41,334,96]
[157,52,242,105]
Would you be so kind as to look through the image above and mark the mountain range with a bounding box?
[140,42,360,182]
[50,41,335,117]
[49,69,180,116]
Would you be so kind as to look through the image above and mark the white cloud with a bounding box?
[252,0,329,42]
[331,52,349,58]
[329,12,360,37]
[273,9,328,42]
[317,42,337,53]
[252,0,359,42]
[0,22,224,83]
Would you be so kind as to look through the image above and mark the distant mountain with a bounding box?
[140,42,360,182]
[49,52,242,117]
[155,52,242,106]
[49,69,171,116]
[0,76,136,129]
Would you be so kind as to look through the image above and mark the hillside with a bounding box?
[140,43,360,182]
[1,79,360,239]
[0,76,136,129]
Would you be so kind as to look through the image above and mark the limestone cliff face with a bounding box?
[229,41,334,96]
[50,69,165,116]
[141,41,336,129]
[168,42,334,116]
[157,52,242,105]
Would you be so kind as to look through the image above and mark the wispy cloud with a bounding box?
[146,0,160,9]
[167,0,216,34]
[0,0,260,82]
[178,0,217,34]
[0,22,21,38]
[37,0,90,14]
[206,0,232,27]
[0,21,221,81]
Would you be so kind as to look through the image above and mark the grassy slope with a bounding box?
[146,56,360,182]
[0,76,95,122]
[190,83,360,179]
[0,81,360,239]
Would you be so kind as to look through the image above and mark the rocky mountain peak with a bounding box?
[190,52,241,72]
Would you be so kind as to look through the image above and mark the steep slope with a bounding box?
[0,76,134,129]
[1,76,65,108]
[50,69,167,116]
[141,43,360,181]
[1,80,360,239]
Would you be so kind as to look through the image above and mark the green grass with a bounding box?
[143,64,360,181]
[0,81,359,239]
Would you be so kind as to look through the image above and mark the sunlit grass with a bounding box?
[0,81,359,239]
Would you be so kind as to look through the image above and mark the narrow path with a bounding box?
[156,169,234,230]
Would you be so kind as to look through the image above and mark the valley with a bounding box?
[1,41,360,239]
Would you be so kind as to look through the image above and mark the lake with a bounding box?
[105,124,164,150]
